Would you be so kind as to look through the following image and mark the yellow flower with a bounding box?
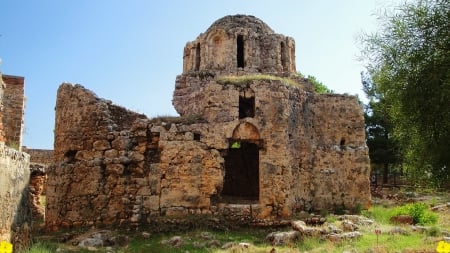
[437,241,450,253]
[0,241,13,253]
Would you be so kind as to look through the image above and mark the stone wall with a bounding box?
[0,71,32,251]
[0,143,31,252]
[1,75,25,149]
[288,94,370,212]
[22,148,53,165]
[0,74,5,143]
[22,147,53,221]
[47,78,369,230]
[29,164,46,220]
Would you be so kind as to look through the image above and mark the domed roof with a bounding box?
[205,14,274,35]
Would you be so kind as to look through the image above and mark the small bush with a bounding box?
[427,226,441,237]
[393,202,438,225]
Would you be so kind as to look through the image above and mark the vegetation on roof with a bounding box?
[216,74,302,88]
[149,114,206,125]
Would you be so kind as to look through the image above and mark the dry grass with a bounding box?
[216,74,302,88]
[149,114,206,125]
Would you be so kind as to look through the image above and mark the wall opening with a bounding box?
[195,43,201,71]
[280,41,287,71]
[237,35,245,68]
[239,88,255,119]
[222,141,259,202]
[146,132,161,163]
[239,96,255,118]
[64,150,77,163]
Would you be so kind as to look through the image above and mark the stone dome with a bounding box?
[205,15,275,36]
[182,15,296,75]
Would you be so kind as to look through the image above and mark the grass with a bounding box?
[216,74,302,88]
[362,205,398,224]
[354,232,434,252]
[26,191,450,253]
[26,242,57,253]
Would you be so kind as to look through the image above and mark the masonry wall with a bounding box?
[2,75,25,149]
[287,94,371,212]
[0,143,31,252]
[48,79,370,230]
[22,148,53,165]
[47,84,229,229]
[21,147,53,220]
[0,75,5,143]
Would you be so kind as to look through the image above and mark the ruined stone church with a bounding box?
[46,15,370,229]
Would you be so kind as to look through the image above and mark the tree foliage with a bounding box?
[362,72,401,184]
[298,72,334,94]
[360,0,450,186]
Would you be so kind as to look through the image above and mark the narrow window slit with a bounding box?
[237,35,245,68]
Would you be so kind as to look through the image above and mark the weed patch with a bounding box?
[216,74,302,88]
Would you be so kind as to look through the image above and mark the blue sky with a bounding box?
[0,0,399,149]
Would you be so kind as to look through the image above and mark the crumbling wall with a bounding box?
[0,76,5,143]
[24,149,52,220]
[21,148,53,221]
[1,75,25,149]
[28,164,46,220]
[288,94,370,212]
[0,143,31,252]
[22,148,53,165]
[308,94,370,210]
[48,78,370,230]
[0,72,31,251]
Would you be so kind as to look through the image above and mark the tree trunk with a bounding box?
[383,163,389,184]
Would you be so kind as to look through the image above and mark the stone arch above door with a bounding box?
[232,122,260,141]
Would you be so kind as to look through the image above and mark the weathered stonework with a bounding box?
[182,15,296,75]
[0,144,31,251]
[0,72,31,251]
[22,148,53,221]
[1,75,25,149]
[47,15,370,230]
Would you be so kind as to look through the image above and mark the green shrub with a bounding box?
[393,202,438,225]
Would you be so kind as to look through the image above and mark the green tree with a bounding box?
[298,72,334,94]
[362,72,401,184]
[360,0,450,186]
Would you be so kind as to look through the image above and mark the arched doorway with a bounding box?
[222,122,261,202]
